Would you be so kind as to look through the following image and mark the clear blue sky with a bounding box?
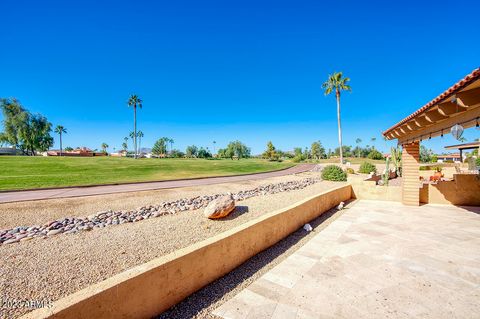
[1,0,479,154]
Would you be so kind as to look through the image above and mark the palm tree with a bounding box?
[322,72,351,164]
[169,138,174,154]
[355,138,362,157]
[137,131,144,154]
[371,137,376,149]
[213,141,216,154]
[127,94,143,159]
[101,143,109,153]
[129,131,136,148]
[54,125,67,156]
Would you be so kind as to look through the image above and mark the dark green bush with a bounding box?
[367,149,384,160]
[321,165,347,181]
[359,162,377,174]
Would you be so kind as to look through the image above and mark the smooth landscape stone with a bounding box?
[204,195,236,219]
[47,229,63,236]
[3,238,19,244]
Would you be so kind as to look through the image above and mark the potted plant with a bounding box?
[431,166,443,181]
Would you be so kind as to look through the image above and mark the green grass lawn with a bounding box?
[0,156,294,191]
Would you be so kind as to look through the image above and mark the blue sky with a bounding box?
[1,0,479,154]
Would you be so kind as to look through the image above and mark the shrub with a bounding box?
[346,167,355,174]
[367,149,384,160]
[359,162,377,174]
[321,165,347,181]
[292,155,303,163]
[476,157,480,166]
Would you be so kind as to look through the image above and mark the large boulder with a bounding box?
[204,195,235,219]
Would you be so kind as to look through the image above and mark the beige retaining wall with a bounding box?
[348,176,402,202]
[23,185,352,319]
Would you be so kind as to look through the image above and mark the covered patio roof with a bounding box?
[445,141,480,151]
[383,68,480,144]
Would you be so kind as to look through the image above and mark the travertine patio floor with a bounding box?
[213,200,480,319]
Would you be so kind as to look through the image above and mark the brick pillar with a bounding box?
[402,142,420,206]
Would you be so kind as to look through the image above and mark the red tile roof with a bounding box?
[383,67,480,136]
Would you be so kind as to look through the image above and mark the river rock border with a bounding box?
[0,177,321,245]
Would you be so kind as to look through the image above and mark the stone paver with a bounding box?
[213,200,480,319]
[0,164,315,203]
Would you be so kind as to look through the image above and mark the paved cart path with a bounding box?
[0,164,316,203]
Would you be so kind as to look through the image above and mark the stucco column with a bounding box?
[402,141,420,206]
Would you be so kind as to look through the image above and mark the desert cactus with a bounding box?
[383,157,390,186]
[390,146,402,177]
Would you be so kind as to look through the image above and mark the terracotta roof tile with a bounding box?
[383,67,480,136]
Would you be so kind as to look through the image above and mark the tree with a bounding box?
[54,125,67,156]
[170,149,185,158]
[322,72,351,164]
[197,147,212,158]
[137,131,144,153]
[367,149,383,160]
[262,141,279,161]
[355,138,362,157]
[64,146,73,151]
[185,145,198,158]
[101,143,109,153]
[420,145,434,163]
[169,138,174,154]
[122,142,128,152]
[213,141,216,154]
[127,94,142,158]
[225,141,250,160]
[334,145,352,158]
[371,137,376,149]
[310,141,325,160]
[152,138,169,156]
[0,98,53,155]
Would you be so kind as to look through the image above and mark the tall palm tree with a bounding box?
[213,140,216,154]
[127,94,143,159]
[371,137,376,149]
[137,131,144,154]
[322,72,351,164]
[54,125,67,156]
[101,143,109,153]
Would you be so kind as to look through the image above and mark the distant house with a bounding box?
[436,153,461,163]
[46,147,106,157]
[0,147,18,156]
[110,150,128,157]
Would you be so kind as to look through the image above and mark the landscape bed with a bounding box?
[0,157,293,191]
[0,172,346,318]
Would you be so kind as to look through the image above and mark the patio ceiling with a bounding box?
[383,68,480,144]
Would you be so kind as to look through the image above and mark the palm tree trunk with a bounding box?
[336,91,343,164]
[134,105,137,159]
[60,133,63,156]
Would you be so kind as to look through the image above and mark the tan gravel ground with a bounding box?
[0,172,345,318]
[1,172,320,229]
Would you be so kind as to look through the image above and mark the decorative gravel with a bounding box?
[0,175,344,318]
[0,178,320,245]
